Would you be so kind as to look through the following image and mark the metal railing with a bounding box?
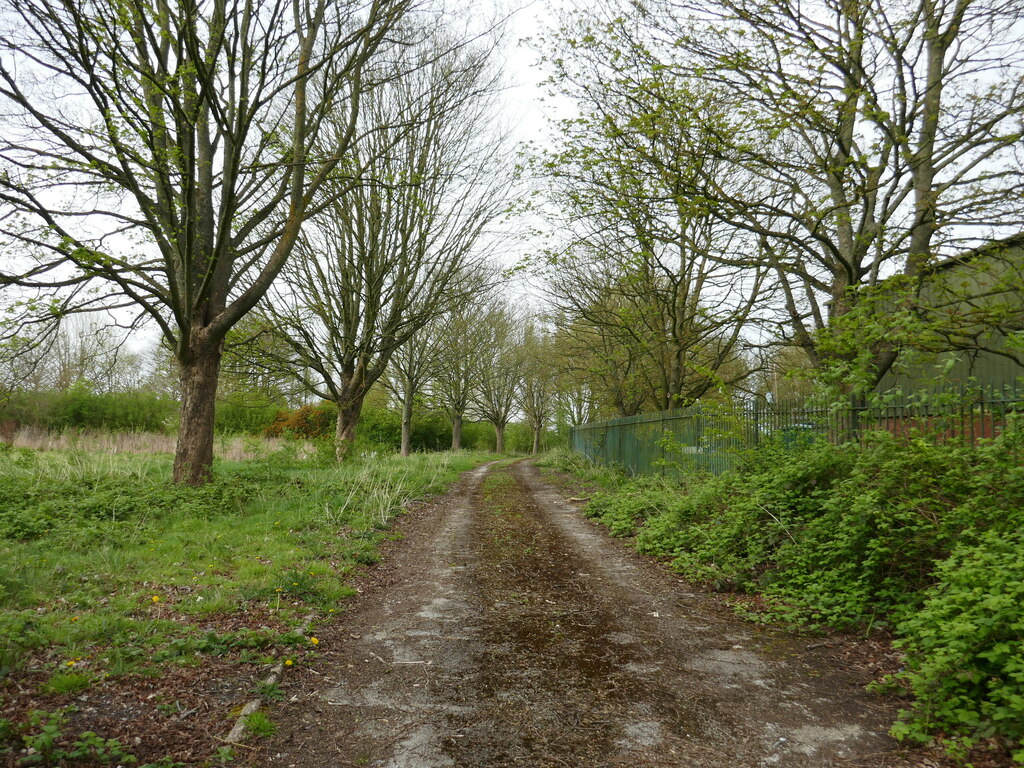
[569,382,1023,476]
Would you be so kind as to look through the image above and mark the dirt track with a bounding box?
[245,460,910,767]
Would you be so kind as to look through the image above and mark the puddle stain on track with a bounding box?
[245,461,900,768]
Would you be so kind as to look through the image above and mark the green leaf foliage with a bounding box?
[887,528,1024,757]
[0,385,178,434]
[548,417,1024,759]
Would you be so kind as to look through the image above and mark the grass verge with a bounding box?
[0,444,494,765]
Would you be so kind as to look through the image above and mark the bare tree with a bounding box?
[0,0,410,482]
[383,315,444,457]
[518,319,556,454]
[383,264,497,456]
[548,327,601,427]
[47,317,146,392]
[0,315,144,395]
[472,301,522,453]
[431,295,493,449]
[254,34,510,458]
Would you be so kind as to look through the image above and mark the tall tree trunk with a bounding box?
[335,395,365,461]
[494,423,505,453]
[400,385,414,458]
[451,412,463,450]
[531,425,541,455]
[174,344,223,485]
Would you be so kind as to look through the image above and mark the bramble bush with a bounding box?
[885,528,1024,762]
[546,419,1024,761]
[265,403,337,439]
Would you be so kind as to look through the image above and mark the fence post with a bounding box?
[753,401,760,448]
[659,414,666,476]
[848,392,864,442]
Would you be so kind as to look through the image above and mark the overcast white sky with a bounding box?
[495,0,571,147]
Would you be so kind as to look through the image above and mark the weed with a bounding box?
[206,745,235,766]
[243,710,276,738]
[62,730,138,764]
[255,681,285,701]
[43,671,92,695]
[4,708,140,766]
[155,700,181,716]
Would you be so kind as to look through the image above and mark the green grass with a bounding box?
[480,471,519,512]
[243,710,276,738]
[43,672,92,695]
[534,447,628,489]
[0,445,493,683]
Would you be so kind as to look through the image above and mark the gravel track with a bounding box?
[244,459,911,768]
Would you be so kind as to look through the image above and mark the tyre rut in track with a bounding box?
[246,460,902,768]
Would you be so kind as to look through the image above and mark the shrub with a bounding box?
[215,399,282,435]
[767,434,983,625]
[886,528,1024,762]
[563,418,1024,757]
[264,404,336,439]
[409,409,452,451]
[632,440,856,594]
[354,406,401,450]
[585,477,683,538]
[0,385,178,434]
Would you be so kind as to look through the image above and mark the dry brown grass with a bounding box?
[9,426,293,460]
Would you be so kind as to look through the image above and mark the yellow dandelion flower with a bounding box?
[309,637,319,645]
[284,659,293,666]
[66,660,75,667]
[151,595,161,603]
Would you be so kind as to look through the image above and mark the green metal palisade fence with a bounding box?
[569,382,1023,476]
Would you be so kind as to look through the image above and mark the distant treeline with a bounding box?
[261,402,540,454]
[0,383,178,434]
[0,385,548,453]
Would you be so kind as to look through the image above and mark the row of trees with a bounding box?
[375,298,552,455]
[0,292,567,456]
[3,0,1022,479]
[229,287,565,456]
[0,0,523,481]
[529,0,1024,414]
